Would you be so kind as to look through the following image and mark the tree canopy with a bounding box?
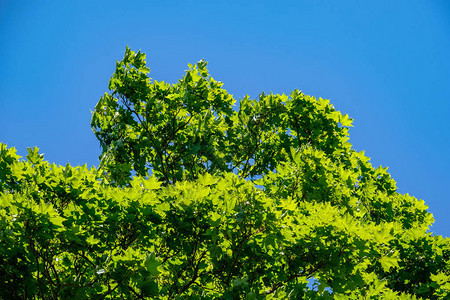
[1,47,449,299]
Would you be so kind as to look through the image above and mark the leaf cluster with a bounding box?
[1,48,449,299]
[91,47,352,186]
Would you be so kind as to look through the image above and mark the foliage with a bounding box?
[91,47,352,186]
[1,47,449,299]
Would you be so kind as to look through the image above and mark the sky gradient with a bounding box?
[1,1,449,236]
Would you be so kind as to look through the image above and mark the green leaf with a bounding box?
[379,256,398,272]
[144,252,160,276]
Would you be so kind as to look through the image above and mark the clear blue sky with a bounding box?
[1,1,449,236]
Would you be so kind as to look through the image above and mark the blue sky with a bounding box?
[1,1,449,236]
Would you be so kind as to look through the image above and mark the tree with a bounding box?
[1,47,449,299]
[91,48,352,187]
